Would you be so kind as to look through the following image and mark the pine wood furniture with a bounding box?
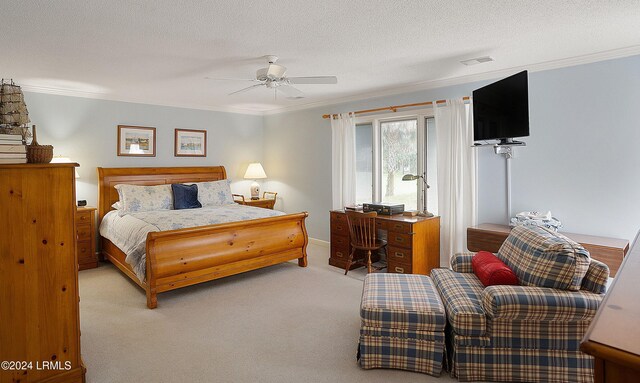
[581,232,640,382]
[467,223,629,277]
[0,163,85,383]
[233,191,277,209]
[97,167,308,309]
[344,211,387,274]
[76,206,98,270]
[330,210,440,275]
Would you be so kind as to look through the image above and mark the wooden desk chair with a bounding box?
[345,210,387,275]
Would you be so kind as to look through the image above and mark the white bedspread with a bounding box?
[99,204,285,281]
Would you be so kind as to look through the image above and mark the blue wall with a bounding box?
[264,55,640,243]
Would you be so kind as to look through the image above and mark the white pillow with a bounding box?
[193,179,234,207]
[114,184,173,216]
[111,201,122,210]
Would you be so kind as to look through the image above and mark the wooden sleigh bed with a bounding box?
[97,166,308,309]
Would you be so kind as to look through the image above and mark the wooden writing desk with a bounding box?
[467,223,629,276]
[580,233,640,382]
[330,210,440,275]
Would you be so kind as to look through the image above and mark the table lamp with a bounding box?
[244,162,267,200]
[402,173,433,217]
[51,156,80,178]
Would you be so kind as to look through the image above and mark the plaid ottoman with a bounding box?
[358,273,446,376]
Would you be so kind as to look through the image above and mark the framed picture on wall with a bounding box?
[117,125,156,157]
[174,128,207,157]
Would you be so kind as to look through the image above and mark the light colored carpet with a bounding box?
[79,244,458,383]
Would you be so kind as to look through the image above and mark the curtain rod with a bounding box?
[322,96,470,119]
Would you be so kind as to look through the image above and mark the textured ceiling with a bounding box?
[2,0,639,113]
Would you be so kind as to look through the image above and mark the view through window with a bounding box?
[381,119,417,210]
[354,113,437,213]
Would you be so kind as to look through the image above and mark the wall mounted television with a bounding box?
[473,70,529,144]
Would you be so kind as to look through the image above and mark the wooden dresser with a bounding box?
[467,223,629,277]
[330,210,440,275]
[580,232,640,382]
[0,163,85,383]
[76,206,98,270]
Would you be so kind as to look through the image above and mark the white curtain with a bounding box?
[434,98,477,266]
[331,112,356,210]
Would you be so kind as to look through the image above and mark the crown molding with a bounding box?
[19,84,265,116]
[262,45,640,116]
[18,45,640,117]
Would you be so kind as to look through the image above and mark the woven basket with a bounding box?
[26,125,54,164]
[27,144,53,163]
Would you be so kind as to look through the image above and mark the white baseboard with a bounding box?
[309,238,330,248]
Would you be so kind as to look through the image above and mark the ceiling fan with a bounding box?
[206,55,337,99]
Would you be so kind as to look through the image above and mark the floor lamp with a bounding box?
[402,173,433,217]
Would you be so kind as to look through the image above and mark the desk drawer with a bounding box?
[331,245,350,260]
[387,221,412,234]
[388,232,412,248]
[77,224,92,240]
[331,234,350,248]
[330,212,347,224]
[387,246,412,263]
[375,220,388,231]
[387,260,412,274]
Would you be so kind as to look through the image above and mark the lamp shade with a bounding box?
[51,156,80,178]
[244,163,267,179]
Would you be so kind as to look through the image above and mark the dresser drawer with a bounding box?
[387,221,412,234]
[331,221,348,233]
[77,240,95,262]
[76,210,92,224]
[387,246,412,263]
[388,232,412,248]
[76,224,92,240]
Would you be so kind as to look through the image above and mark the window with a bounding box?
[354,111,437,213]
[381,119,418,210]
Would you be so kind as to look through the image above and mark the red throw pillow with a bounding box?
[472,251,519,287]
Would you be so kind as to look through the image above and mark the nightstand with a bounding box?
[76,206,98,270]
[233,192,277,209]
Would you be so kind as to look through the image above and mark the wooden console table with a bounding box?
[580,232,640,382]
[330,210,440,275]
[467,223,629,276]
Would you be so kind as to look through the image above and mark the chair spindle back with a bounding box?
[346,211,378,248]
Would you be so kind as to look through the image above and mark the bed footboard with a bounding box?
[144,212,308,308]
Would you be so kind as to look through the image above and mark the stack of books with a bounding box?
[0,133,26,164]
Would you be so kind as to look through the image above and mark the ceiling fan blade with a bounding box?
[205,76,258,81]
[287,76,337,84]
[228,83,264,96]
[277,85,305,99]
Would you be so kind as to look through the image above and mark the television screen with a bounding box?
[472,70,529,142]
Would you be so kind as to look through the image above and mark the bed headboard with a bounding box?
[97,166,227,224]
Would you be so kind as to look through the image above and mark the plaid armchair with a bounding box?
[432,226,609,383]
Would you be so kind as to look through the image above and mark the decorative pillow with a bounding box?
[114,184,173,216]
[171,184,202,210]
[193,179,234,207]
[472,251,519,287]
[111,201,122,210]
[496,225,591,291]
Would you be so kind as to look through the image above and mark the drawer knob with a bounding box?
[394,252,404,258]
[395,236,403,242]
[394,267,404,273]
[336,251,344,258]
